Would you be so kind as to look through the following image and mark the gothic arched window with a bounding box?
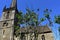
[41,35,45,40]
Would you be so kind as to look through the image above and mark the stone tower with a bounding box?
[0,0,17,40]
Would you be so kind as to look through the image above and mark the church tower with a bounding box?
[0,0,18,40]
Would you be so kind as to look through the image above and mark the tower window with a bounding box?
[3,21,8,27]
[3,30,6,38]
[3,30,5,35]
[41,35,45,40]
[6,11,10,19]
[31,39,32,40]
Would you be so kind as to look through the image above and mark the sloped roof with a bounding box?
[20,25,52,34]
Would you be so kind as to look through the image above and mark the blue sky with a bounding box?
[0,0,60,40]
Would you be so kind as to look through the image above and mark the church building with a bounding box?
[0,0,54,40]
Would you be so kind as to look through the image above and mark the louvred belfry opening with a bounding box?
[6,11,10,19]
